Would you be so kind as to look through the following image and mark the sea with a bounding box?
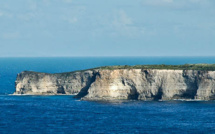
[1,57,215,133]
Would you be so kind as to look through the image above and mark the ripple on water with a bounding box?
[1,95,215,133]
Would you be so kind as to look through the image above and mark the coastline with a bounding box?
[14,66,215,101]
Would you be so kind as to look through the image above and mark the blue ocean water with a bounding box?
[1,57,215,133]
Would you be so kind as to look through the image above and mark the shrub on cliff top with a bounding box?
[95,64,215,71]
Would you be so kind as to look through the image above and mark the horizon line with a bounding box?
[1,56,215,58]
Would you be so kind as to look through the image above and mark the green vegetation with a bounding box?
[94,64,215,71]
[54,64,215,74]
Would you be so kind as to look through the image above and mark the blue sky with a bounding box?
[0,0,215,57]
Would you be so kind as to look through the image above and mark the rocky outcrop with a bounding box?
[14,70,96,95]
[14,69,215,100]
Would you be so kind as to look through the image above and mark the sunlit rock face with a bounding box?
[83,69,198,100]
[14,69,215,100]
[14,71,95,95]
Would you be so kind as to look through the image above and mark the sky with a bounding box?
[0,0,215,57]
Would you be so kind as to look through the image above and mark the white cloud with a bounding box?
[189,0,203,3]
[142,0,174,6]
[62,6,85,24]
[141,0,210,8]
[113,10,132,26]
[27,0,38,10]
[2,32,20,39]
[0,11,13,18]
[63,0,73,3]
[111,10,144,37]
[67,17,78,23]
[16,12,37,21]
[164,0,174,2]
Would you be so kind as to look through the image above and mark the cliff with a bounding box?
[14,70,96,96]
[14,68,215,100]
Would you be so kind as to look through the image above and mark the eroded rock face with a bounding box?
[14,70,95,95]
[14,69,215,100]
[83,69,198,100]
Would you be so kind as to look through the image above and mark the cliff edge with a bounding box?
[14,65,215,100]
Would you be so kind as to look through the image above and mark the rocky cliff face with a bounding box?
[14,69,215,100]
[14,70,96,95]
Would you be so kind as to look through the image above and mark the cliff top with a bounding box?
[94,64,215,71]
[21,64,215,75]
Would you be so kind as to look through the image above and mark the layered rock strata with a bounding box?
[14,69,215,100]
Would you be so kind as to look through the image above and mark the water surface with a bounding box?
[1,95,215,133]
[1,57,215,133]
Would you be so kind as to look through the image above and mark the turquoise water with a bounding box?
[1,57,215,133]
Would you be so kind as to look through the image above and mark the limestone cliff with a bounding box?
[14,70,96,96]
[14,69,215,100]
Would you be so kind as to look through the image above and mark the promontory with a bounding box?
[14,64,215,100]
